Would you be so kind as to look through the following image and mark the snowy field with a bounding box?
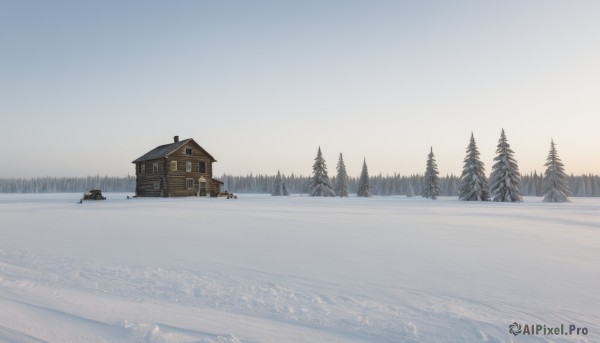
[0,193,598,343]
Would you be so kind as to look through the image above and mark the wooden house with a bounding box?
[132,136,222,197]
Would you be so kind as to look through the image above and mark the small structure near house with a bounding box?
[210,179,224,197]
[218,191,237,199]
[80,189,106,203]
[132,136,222,197]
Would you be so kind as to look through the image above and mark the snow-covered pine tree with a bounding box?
[282,180,290,196]
[308,147,336,197]
[542,139,570,202]
[459,133,490,201]
[489,129,523,202]
[357,158,372,197]
[423,147,441,199]
[406,182,415,197]
[272,171,283,196]
[281,173,290,196]
[335,153,349,197]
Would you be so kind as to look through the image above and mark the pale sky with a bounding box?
[1,1,599,178]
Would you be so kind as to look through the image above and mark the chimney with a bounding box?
[174,135,179,143]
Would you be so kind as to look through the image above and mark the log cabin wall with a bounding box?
[134,159,165,197]
[165,142,213,197]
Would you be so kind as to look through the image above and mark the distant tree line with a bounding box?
[0,173,598,197]
[222,173,460,196]
[0,175,136,193]
[219,173,600,197]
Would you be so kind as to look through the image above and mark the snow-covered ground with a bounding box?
[0,193,598,343]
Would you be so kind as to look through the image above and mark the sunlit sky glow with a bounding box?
[1,1,599,178]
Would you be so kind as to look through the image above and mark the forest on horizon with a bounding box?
[1,172,599,197]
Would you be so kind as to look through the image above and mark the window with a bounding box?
[171,161,177,171]
[185,148,192,155]
[140,164,145,174]
[186,178,194,190]
[186,161,192,172]
[153,162,159,174]
[153,180,160,190]
[199,161,206,173]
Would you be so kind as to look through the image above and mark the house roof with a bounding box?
[132,138,217,163]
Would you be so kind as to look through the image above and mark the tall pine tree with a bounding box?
[272,170,283,196]
[308,147,336,197]
[489,129,522,202]
[542,139,570,202]
[357,158,372,197]
[459,133,490,201]
[272,171,290,196]
[282,175,290,196]
[423,147,441,199]
[335,153,349,197]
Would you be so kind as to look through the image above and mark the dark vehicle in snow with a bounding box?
[80,190,106,203]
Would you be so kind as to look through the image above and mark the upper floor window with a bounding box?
[185,148,192,155]
[199,161,207,173]
[171,161,177,171]
[153,162,159,173]
[140,163,146,174]
[186,161,192,172]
